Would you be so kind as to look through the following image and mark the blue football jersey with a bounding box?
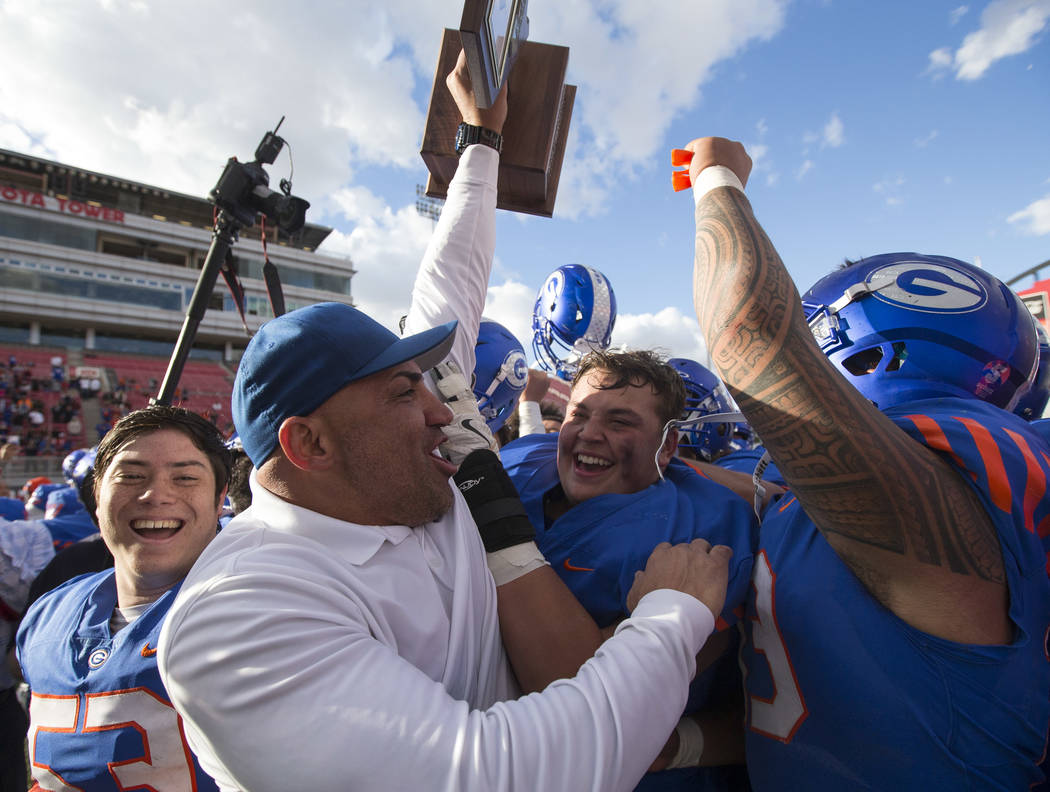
[502,433,758,629]
[41,511,99,552]
[17,570,218,791]
[502,434,758,791]
[741,398,1050,790]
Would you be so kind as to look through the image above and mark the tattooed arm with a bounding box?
[684,136,1009,645]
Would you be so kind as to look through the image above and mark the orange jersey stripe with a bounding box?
[681,457,710,478]
[1039,514,1050,540]
[953,416,1011,514]
[903,414,970,475]
[1003,428,1047,534]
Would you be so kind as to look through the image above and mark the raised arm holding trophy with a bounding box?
[421,0,576,216]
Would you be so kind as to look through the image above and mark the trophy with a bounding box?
[420,0,576,217]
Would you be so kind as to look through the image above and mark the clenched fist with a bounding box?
[626,539,732,617]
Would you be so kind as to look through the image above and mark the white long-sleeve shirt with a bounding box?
[158,477,713,791]
[403,143,498,379]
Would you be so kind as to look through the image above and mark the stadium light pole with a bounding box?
[415,184,444,225]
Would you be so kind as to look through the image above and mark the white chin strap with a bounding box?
[655,410,745,482]
[657,410,771,519]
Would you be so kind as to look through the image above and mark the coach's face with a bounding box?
[96,429,225,607]
[557,369,675,506]
[314,362,457,527]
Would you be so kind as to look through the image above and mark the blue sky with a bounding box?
[1,0,1047,368]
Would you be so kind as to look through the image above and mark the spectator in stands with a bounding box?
[28,404,45,428]
[50,356,65,392]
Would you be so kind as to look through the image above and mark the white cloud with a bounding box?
[318,201,435,333]
[746,142,770,174]
[927,0,1050,80]
[0,0,446,205]
[1008,194,1050,235]
[481,280,537,362]
[0,118,45,156]
[796,159,814,180]
[950,5,970,25]
[526,0,788,218]
[914,129,940,147]
[740,140,780,186]
[873,175,906,206]
[926,46,954,78]
[609,307,712,367]
[822,112,845,148]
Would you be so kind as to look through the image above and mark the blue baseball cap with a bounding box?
[233,302,457,468]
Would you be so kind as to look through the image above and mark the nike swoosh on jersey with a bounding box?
[563,558,595,572]
[141,643,158,658]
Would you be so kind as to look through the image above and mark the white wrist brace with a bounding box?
[486,541,549,586]
[667,716,705,768]
[692,165,744,206]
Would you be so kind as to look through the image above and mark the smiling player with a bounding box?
[501,349,758,788]
[17,405,229,791]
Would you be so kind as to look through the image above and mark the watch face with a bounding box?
[455,123,500,154]
[455,123,473,153]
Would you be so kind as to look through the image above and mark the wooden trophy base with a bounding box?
[420,28,576,218]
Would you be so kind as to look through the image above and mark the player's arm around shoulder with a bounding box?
[685,135,1012,646]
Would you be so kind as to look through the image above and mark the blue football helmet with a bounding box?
[668,357,734,461]
[62,447,89,484]
[729,421,758,453]
[1015,322,1050,421]
[472,319,528,431]
[802,253,1038,411]
[72,447,97,491]
[532,264,617,380]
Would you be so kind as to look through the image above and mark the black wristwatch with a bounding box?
[455,123,503,155]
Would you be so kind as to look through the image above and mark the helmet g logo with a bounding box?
[544,270,565,311]
[504,349,528,389]
[868,262,987,314]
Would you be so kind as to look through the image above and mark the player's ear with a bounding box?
[277,415,335,472]
[657,426,678,470]
[213,484,229,519]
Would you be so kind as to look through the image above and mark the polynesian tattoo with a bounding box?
[691,187,1003,586]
